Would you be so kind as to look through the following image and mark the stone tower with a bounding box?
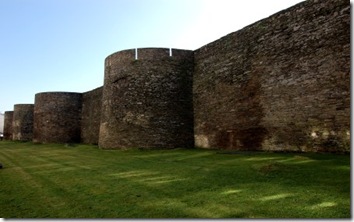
[33,92,82,143]
[3,111,14,140]
[99,48,194,149]
[12,104,34,141]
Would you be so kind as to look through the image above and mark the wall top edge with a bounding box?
[14,104,34,107]
[35,91,82,96]
[194,0,320,53]
[105,47,193,61]
[82,86,103,95]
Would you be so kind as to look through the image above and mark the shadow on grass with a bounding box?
[0,142,350,218]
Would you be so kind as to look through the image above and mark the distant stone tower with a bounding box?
[99,48,195,149]
[3,111,14,140]
[12,104,34,141]
[33,92,82,143]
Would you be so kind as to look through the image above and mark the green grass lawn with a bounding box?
[0,141,350,218]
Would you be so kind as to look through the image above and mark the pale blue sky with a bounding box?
[0,0,305,113]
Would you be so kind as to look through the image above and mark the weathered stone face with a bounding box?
[5,0,348,153]
[12,104,34,141]
[81,87,103,145]
[193,0,350,151]
[33,92,82,144]
[99,48,195,149]
[3,111,14,140]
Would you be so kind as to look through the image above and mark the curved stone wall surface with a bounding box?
[33,92,82,143]
[12,104,34,141]
[99,48,195,149]
[4,111,14,140]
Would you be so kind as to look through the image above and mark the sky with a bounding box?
[0,0,306,113]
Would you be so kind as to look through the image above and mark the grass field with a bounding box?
[0,141,350,218]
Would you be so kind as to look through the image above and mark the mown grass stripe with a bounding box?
[0,141,350,218]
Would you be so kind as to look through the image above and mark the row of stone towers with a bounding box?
[3,0,350,151]
[4,92,83,144]
[3,48,194,149]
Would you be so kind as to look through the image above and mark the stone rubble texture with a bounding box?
[193,0,350,151]
[99,48,194,149]
[2,0,350,152]
[3,111,14,140]
[81,87,103,145]
[12,104,34,141]
[33,92,82,144]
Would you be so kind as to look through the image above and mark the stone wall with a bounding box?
[33,92,82,143]
[81,86,103,145]
[3,111,14,140]
[12,104,34,141]
[99,48,195,149]
[193,0,350,152]
[3,0,349,152]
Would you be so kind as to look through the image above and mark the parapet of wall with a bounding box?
[81,86,103,145]
[193,0,350,151]
[33,92,82,144]
[3,111,14,140]
[99,48,195,149]
[12,104,34,141]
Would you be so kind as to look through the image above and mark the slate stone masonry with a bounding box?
[33,92,82,144]
[12,104,34,141]
[81,87,103,145]
[193,0,350,151]
[2,0,350,152]
[99,48,195,149]
[3,111,14,140]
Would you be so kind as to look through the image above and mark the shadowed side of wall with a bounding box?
[3,111,14,140]
[99,48,194,149]
[193,0,350,152]
[33,92,82,144]
[12,104,34,141]
[81,86,103,145]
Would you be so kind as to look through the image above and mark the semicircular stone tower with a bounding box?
[12,104,34,141]
[4,111,14,140]
[33,92,82,143]
[99,48,195,149]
